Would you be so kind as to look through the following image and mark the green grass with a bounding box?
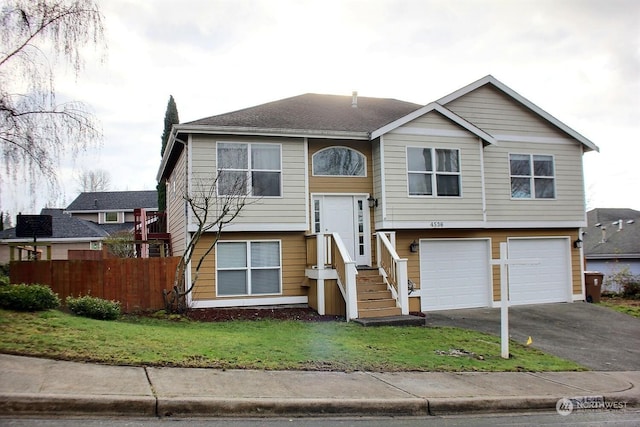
[599,299,640,318]
[0,309,584,372]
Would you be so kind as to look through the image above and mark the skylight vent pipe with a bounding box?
[352,91,358,108]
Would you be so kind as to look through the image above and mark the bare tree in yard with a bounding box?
[163,173,252,313]
[75,168,111,192]
[103,230,135,258]
[0,0,105,198]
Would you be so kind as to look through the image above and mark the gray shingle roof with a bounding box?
[0,209,135,240]
[584,208,640,258]
[66,191,157,211]
[186,93,423,134]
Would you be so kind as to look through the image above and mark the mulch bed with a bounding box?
[185,307,345,322]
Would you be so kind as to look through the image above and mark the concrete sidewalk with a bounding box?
[0,353,638,418]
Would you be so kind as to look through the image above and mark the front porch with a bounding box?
[305,232,421,323]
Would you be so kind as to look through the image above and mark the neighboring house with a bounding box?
[65,190,158,228]
[584,208,640,292]
[0,191,158,263]
[157,75,598,319]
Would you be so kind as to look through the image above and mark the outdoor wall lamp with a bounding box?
[573,238,583,249]
[367,196,378,208]
[409,240,419,253]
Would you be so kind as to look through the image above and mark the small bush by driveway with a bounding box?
[425,302,640,371]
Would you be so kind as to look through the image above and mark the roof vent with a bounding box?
[351,91,358,108]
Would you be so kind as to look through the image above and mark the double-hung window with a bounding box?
[407,147,460,196]
[217,142,281,196]
[510,154,555,199]
[216,241,281,296]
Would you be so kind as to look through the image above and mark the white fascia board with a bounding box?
[376,219,586,229]
[1,237,103,243]
[437,75,599,152]
[370,103,497,145]
[187,223,308,233]
[174,124,368,140]
[156,125,185,182]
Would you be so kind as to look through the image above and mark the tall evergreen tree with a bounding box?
[157,95,179,211]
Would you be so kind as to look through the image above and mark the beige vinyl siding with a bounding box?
[167,147,187,257]
[190,135,307,229]
[308,139,373,195]
[445,85,563,137]
[382,111,484,223]
[483,140,586,222]
[189,232,307,302]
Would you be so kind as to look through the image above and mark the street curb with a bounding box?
[427,395,564,415]
[157,397,429,418]
[0,393,156,417]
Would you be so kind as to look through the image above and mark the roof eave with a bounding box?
[174,124,369,140]
[437,75,600,152]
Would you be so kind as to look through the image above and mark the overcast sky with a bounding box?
[3,0,639,215]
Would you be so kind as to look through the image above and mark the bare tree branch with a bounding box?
[164,172,258,313]
[0,0,105,203]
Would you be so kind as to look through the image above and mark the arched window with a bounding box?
[312,147,366,176]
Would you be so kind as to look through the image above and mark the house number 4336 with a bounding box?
[430,221,444,228]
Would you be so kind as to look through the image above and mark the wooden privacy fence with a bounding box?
[10,257,181,313]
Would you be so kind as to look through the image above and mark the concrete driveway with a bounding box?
[424,302,640,371]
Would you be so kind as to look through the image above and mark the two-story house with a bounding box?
[157,75,598,320]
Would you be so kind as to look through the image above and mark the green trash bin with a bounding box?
[584,271,604,303]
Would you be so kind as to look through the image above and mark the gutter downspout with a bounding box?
[479,138,487,224]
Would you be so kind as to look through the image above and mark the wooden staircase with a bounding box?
[356,268,401,318]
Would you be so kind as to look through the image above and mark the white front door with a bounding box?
[313,195,371,266]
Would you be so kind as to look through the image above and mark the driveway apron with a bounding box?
[424,302,640,371]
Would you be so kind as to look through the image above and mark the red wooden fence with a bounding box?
[10,257,181,313]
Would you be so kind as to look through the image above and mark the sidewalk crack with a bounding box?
[144,367,159,417]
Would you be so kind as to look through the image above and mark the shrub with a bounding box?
[605,266,640,299]
[66,295,121,320]
[0,283,60,311]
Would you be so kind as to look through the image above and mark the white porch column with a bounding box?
[316,234,325,315]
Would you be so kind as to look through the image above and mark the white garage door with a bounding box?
[420,239,491,311]
[508,238,572,305]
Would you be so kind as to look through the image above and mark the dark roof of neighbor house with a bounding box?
[0,209,134,241]
[185,93,423,134]
[584,208,640,258]
[66,191,157,212]
[0,209,109,240]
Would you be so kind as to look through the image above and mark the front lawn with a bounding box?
[599,296,640,318]
[0,309,584,372]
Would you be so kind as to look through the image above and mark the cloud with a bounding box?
[2,0,639,215]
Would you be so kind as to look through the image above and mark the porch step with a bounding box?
[357,306,402,318]
[354,315,426,327]
[357,289,392,300]
[357,283,387,293]
[358,298,397,310]
[355,267,406,320]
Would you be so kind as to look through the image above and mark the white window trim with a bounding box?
[508,153,557,200]
[215,239,283,297]
[311,146,368,177]
[406,147,462,198]
[101,211,122,224]
[216,141,283,198]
